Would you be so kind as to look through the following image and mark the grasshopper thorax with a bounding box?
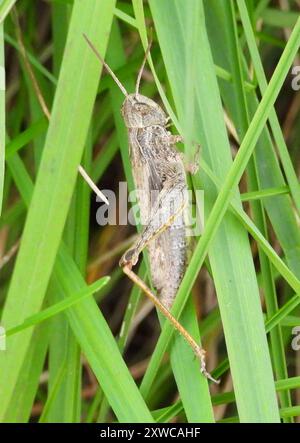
[121,93,167,129]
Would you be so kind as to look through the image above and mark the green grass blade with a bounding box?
[4,32,57,85]
[53,244,154,422]
[133,0,214,423]
[0,0,117,420]
[0,0,17,23]
[143,0,300,423]
[47,5,83,422]
[6,277,110,337]
[5,150,153,421]
[0,23,4,215]
[3,323,50,422]
[217,0,291,417]
[39,364,67,423]
[261,8,298,28]
[204,0,300,335]
[200,159,300,296]
[237,0,300,216]
[5,151,153,421]
[241,186,289,201]
[5,117,48,159]
[2,0,299,424]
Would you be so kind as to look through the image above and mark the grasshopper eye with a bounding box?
[134,103,149,114]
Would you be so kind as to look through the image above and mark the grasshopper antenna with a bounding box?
[135,37,153,99]
[83,33,128,97]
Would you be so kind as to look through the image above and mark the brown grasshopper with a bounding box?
[84,34,218,384]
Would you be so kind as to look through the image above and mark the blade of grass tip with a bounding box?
[133,0,214,423]
[5,277,110,338]
[0,22,4,215]
[0,0,117,421]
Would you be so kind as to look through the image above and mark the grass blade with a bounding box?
[133,0,214,422]
[0,0,17,23]
[0,22,4,215]
[143,0,300,422]
[0,0,117,420]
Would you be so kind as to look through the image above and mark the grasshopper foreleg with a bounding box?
[179,143,201,175]
[120,172,186,268]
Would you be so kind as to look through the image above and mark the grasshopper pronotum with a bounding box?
[84,34,218,384]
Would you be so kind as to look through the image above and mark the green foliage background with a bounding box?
[0,0,300,423]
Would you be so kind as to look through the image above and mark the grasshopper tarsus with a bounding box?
[195,346,220,384]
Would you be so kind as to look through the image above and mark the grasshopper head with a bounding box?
[121,93,167,128]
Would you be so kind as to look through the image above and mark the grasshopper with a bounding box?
[84,34,218,384]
